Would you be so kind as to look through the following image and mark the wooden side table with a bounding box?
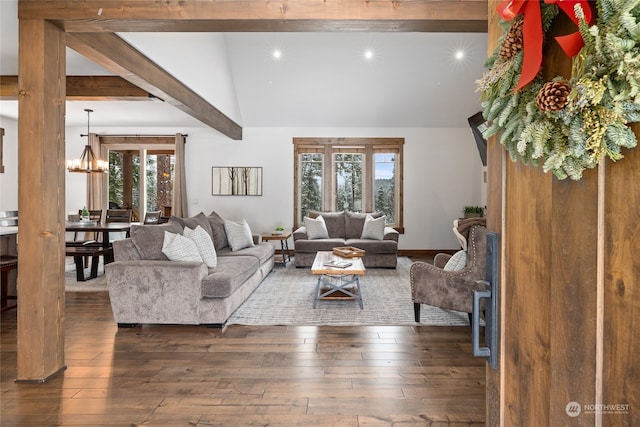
[261,231,292,267]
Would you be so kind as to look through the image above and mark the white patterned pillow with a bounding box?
[161,231,203,263]
[184,225,217,268]
[443,250,467,271]
[304,215,329,239]
[361,214,386,240]
[224,218,255,251]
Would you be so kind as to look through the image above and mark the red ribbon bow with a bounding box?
[497,0,593,91]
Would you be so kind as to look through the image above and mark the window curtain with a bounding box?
[172,133,188,217]
[87,133,107,212]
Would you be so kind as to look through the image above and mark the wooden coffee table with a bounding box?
[311,251,366,309]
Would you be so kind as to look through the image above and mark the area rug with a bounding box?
[64,257,470,326]
[65,262,108,292]
[227,257,470,326]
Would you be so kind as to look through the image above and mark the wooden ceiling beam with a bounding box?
[19,0,488,33]
[1,75,150,100]
[66,32,243,140]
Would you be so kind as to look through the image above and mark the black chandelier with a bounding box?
[66,109,108,173]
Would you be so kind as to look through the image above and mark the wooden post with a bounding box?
[16,19,66,382]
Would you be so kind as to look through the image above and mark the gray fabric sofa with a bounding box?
[292,211,399,268]
[105,212,274,326]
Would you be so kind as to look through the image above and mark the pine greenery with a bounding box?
[476,0,640,180]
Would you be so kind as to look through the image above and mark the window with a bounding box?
[101,136,175,221]
[294,137,404,231]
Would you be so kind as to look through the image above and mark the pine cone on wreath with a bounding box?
[536,81,571,112]
[499,16,524,60]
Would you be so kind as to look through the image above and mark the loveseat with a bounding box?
[293,211,399,268]
[105,211,274,326]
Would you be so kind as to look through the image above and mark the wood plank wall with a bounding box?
[487,4,640,426]
[603,123,640,426]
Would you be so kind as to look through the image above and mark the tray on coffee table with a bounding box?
[332,246,365,258]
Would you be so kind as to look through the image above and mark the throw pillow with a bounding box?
[170,213,214,242]
[161,231,203,263]
[304,215,329,239]
[308,210,345,238]
[183,225,217,268]
[443,250,467,271]
[360,214,386,240]
[345,211,385,239]
[224,218,255,251]
[207,210,228,251]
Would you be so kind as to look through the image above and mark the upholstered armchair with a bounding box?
[410,224,489,324]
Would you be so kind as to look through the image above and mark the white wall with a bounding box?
[119,33,243,125]
[0,116,18,211]
[2,120,485,250]
[179,125,484,250]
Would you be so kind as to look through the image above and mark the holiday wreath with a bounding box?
[477,0,640,180]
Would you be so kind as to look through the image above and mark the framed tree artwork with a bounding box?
[212,166,262,196]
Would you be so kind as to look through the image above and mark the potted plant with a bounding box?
[274,226,285,235]
[81,206,90,222]
[463,206,484,219]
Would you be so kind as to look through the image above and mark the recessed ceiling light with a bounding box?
[454,49,465,60]
[364,49,374,60]
[273,49,282,59]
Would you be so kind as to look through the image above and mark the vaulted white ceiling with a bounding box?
[0,0,488,133]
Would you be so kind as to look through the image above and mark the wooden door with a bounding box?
[485,3,640,426]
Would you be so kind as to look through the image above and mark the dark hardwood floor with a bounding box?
[1,290,485,426]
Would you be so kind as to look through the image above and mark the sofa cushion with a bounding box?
[309,210,345,238]
[201,256,260,298]
[361,214,386,240]
[162,231,203,263]
[224,218,255,251]
[295,238,347,253]
[217,243,274,265]
[304,215,329,239]
[345,211,384,239]
[184,225,217,268]
[130,221,184,260]
[207,210,228,251]
[170,213,214,241]
[444,250,467,271]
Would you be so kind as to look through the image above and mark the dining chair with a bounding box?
[106,209,133,241]
[0,255,18,312]
[143,211,162,224]
[106,209,133,223]
[70,209,102,240]
[74,209,103,220]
